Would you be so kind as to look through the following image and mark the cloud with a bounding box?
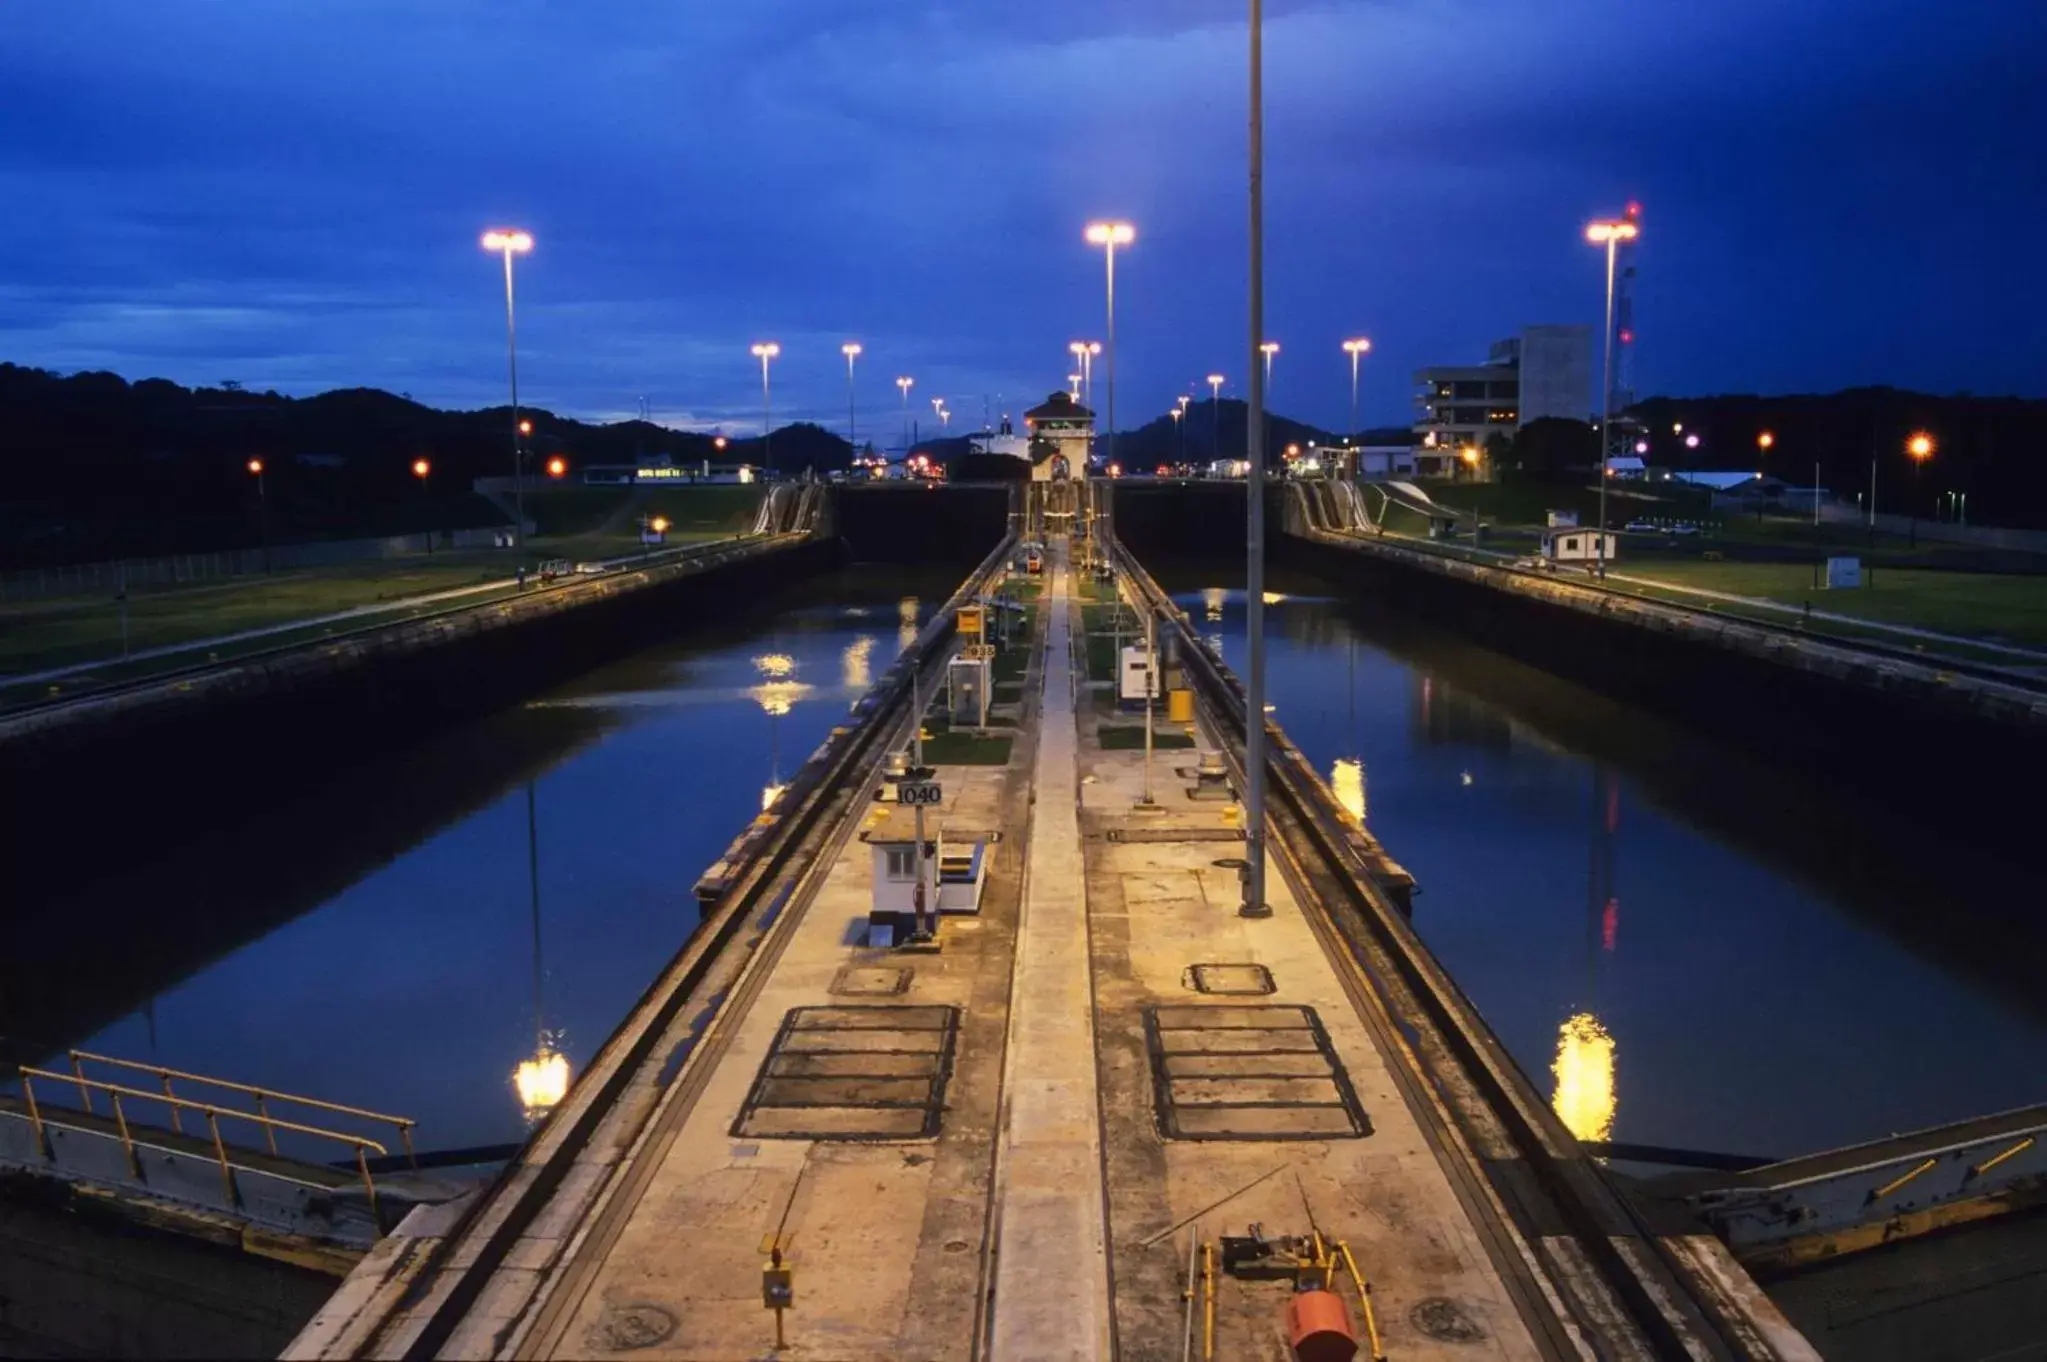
[0,0,2040,429]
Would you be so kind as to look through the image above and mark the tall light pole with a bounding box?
[1586,217,1640,578]
[1342,337,1371,441]
[1208,373,1226,460]
[841,342,862,460]
[1086,222,1135,480]
[1176,394,1191,467]
[1068,372,1084,400]
[1260,341,1279,394]
[482,229,534,558]
[1170,405,1184,467]
[896,376,914,455]
[751,342,780,470]
[1244,0,1271,919]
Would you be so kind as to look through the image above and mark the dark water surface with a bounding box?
[30,568,953,1155]
[1166,571,2047,1160]
[28,561,2044,1167]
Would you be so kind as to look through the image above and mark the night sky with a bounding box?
[3,1,2042,434]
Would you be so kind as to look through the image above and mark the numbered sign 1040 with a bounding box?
[898,780,943,807]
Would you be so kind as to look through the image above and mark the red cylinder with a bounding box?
[1286,1289,1358,1362]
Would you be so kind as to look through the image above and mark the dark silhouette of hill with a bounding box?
[0,364,855,565]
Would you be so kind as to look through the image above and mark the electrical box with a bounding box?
[948,655,991,727]
[1119,646,1155,710]
[1824,556,1862,589]
[762,1264,794,1310]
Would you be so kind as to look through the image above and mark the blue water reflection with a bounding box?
[1179,583,2047,1160]
[69,574,944,1154]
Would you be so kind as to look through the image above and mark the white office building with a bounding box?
[1412,325,1593,478]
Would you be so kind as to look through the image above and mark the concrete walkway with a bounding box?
[988,544,1113,1361]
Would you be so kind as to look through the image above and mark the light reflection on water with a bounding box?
[1176,579,2047,1158]
[49,573,953,1153]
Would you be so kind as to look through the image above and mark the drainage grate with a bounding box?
[1186,963,1275,996]
[732,1005,958,1140]
[1142,1005,1370,1141]
[830,966,912,997]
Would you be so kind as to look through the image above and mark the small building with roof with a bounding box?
[1023,392,1093,481]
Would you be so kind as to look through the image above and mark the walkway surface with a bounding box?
[987,546,1112,1361]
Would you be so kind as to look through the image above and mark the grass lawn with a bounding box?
[918,719,1014,765]
[1084,634,1119,681]
[1077,576,1123,603]
[1618,562,2047,647]
[993,647,1029,684]
[0,554,517,676]
[1098,725,1196,750]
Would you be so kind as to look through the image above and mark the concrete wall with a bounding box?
[0,1174,336,1359]
[1286,530,2047,847]
[1518,323,1593,425]
[829,484,1011,563]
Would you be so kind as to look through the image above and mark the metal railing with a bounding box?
[17,1051,419,1220]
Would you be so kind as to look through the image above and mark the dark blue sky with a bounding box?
[3,1,2042,434]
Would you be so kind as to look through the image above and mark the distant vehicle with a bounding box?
[1024,548,1044,575]
[1671,523,1700,536]
[537,558,572,583]
[1511,556,1557,572]
[1624,520,1656,532]
[574,561,605,574]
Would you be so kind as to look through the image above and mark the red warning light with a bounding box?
[1625,200,1642,218]
[1619,330,1634,344]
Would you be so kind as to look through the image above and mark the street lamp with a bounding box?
[1206,373,1226,459]
[1069,340,1101,409]
[1342,338,1372,477]
[480,229,534,561]
[247,457,270,571]
[1586,216,1641,578]
[1260,341,1280,393]
[1170,404,1184,467]
[412,457,433,554]
[1907,431,1936,546]
[1068,372,1083,399]
[751,342,780,470]
[1085,220,1134,477]
[841,342,862,460]
[895,376,914,455]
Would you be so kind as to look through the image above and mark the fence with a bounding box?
[0,525,528,603]
[1817,503,2047,555]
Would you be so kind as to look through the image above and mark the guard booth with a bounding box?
[1540,529,1619,564]
[865,804,989,947]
